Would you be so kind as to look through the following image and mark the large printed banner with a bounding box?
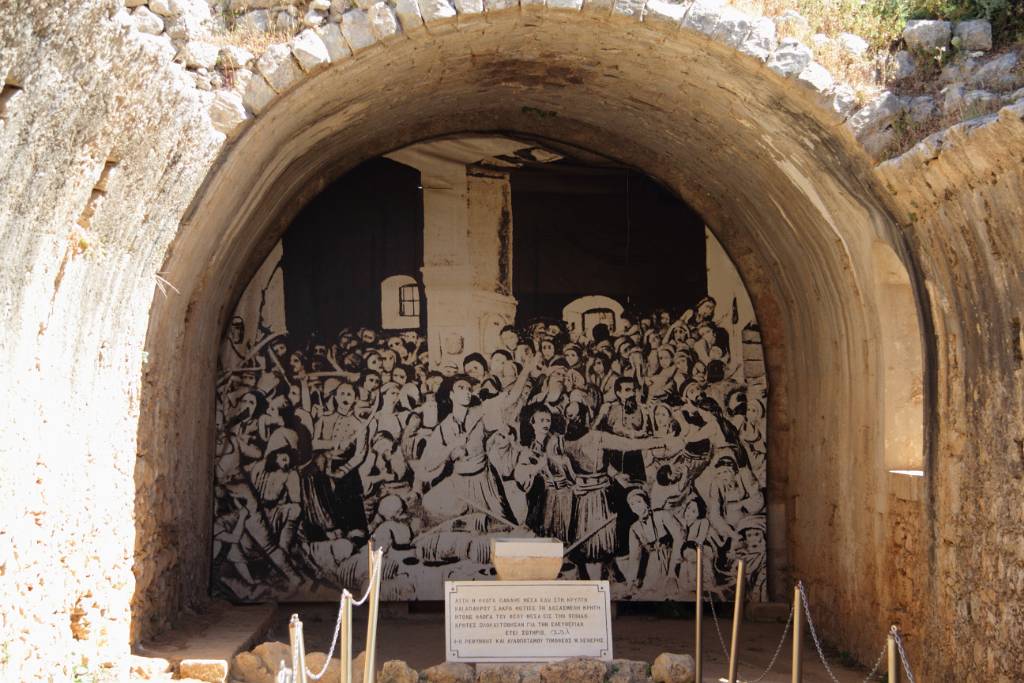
[211,166,767,604]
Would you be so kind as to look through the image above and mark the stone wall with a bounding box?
[1,0,1023,680]
[876,103,1024,680]
[0,2,223,679]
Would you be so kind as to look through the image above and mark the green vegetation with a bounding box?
[740,0,1024,49]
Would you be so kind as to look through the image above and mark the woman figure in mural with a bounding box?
[248,428,303,553]
[418,354,540,526]
[227,390,269,463]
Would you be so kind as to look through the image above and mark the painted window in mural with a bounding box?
[399,284,420,318]
[212,157,767,605]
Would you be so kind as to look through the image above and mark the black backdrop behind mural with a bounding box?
[281,157,424,342]
[511,166,707,323]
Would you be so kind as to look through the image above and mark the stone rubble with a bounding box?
[110,0,1021,161]
[903,19,952,54]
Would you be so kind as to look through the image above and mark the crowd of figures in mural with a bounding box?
[213,296,767,603]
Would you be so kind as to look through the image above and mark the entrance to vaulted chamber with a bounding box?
[212,136,769,606]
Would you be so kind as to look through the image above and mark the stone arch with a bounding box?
[137,5,928,666]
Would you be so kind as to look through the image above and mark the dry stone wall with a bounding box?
[0,0,1023,680]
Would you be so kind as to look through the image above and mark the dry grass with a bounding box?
[207,9,296,56]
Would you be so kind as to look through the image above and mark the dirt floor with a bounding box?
[265,604,878,683]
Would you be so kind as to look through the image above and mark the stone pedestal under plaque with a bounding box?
[445,580,613,663]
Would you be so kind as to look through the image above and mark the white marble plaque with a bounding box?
[445,580,613,662]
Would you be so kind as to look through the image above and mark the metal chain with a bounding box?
[704,591,731,659]
[797,581,844,683]
[704,589,793,682]
[746,601,794,683]
[306,550,382,680]
[861,641,888,682]
[798,582,895,683]
[892,626,917,683]
[303,590,347,680]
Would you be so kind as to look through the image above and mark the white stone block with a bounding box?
[291,29,330,70]
[341,10,378,51]
[368,2,400,40]
[394,0,424,30]
[256,43,303,92]
[318,23,353,60]
[243,73,276,114]
[419,0,458,24]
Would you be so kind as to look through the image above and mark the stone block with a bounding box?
[538,657,607,683]
[954,20,992,52]
[181,40,219,69]
[650,653,694,683]
[971,53,1021,90]
[797,61,833,93]
[422,662,476,683]
[394,0,424,31]
[893,50,916,80]
[606,659,649,683]
[179,658,229,683]
[379,659,418,683]
[368,2,401,40]
[681,0,724,37]
[318,23,353,60]
[242,72,277,114]
[341,10,378,51]
[304,652,341,681]
[847,90,901,138]
[291,29,330,70]
[419,0,458,24]
[903,19,951,53]
[766,38,811,77]
[710,6,755,48]
[209,90,250,135]
[256,42,303,91]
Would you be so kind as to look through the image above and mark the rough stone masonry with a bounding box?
[1,0,1023,681]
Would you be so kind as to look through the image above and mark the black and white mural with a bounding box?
[211,155,768,604]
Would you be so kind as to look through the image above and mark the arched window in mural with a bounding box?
[381,274,421,329]
[562,295,625,339]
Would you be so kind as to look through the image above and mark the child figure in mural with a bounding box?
[212,285,768,603]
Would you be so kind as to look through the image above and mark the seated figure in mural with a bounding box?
[214,294,768,602]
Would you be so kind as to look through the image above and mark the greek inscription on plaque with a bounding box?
[445,581,613,662]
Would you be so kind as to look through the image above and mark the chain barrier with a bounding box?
[892,625,917,683]
[798,581,913,683]
[304,556,383,680]
[303,590,349,681]
[705,591,731,660]
[746,600,793,683]
[703,589,793,682]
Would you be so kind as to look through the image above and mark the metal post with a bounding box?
[726,559,745,683]
[340,590,353,683]
[363,549,383,683]
[790,586,802,683]
[888,629,900,683]
[695,546,703,683]
[289,614,308,683]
